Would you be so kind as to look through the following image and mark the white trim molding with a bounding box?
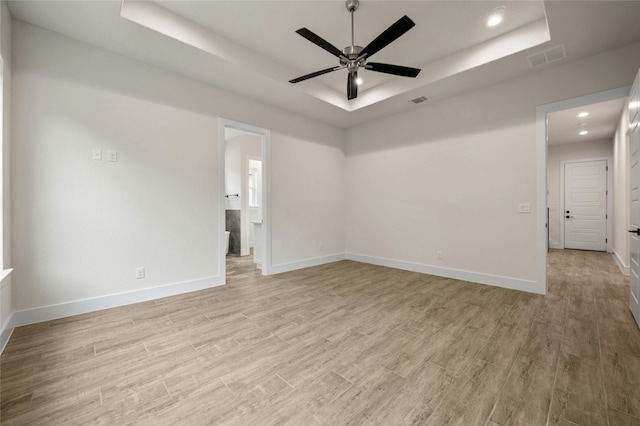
[0,268,13,353]
[613,248,631,276]
[346,252,542,294]
[269,253,346,275]
[0,321,12,353]
[6,276,224,330]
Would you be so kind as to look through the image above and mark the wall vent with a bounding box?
[409,96,428,104]
[527,44,567,68]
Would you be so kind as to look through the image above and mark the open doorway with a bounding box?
[218,118,271,284]
[547,98,624,252]
[537,86,630,293]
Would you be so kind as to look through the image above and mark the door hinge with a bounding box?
[606,214,608,219]
[606,190,609,195]
[606,238,608,243]
[606,166,609,171]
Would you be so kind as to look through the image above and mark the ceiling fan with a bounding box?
[289,0,421,101]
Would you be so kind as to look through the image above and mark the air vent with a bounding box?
[409,96,428,104]
[527,44,567,68]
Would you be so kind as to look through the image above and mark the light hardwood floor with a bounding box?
[2,250,640,425]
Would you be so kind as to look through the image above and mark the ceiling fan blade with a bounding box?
[296,28,345,59]
[365,62,421,78]
[289,66,342,84]
[347,72,358,100]
[359,16,415,59]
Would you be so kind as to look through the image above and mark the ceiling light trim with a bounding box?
[487,6,507,27]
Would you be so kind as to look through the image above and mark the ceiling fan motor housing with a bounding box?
[341,45,365,72]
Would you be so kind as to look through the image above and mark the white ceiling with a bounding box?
[7,1,640,129]
[548,98,628,146]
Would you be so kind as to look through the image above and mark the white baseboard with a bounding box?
[7,276,225,332]
[0,269,13,353]
[268,253,346,275]
[1,314,13,353]
[345,252,543,294]
[549,242,563,249]
[612,248,630,276]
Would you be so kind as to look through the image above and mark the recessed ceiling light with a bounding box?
[578,112,589,118]
[579,130,589,136]
[487,6,506,27]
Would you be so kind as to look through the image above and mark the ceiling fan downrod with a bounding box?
[342,0,364,71]
[346,0,359,47]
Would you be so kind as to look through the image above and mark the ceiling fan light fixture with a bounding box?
[487,6,506,27]
[289,0,420,100]
[355,76,363,85]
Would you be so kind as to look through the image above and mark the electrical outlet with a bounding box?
[107,150,118,162]
[436,250,443,260]
[319,244,324,252]
[136,267,145,279]
[92,149,102,160]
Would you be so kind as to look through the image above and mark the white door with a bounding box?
[629,69,640,326]
[564,160,607,251]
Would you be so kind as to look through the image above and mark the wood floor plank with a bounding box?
[562,317,600,360]
[547,349,608,426]
[601,349,640,418]
[425,358,509,425]
[489,355,556,425]
[366,361,459,425]
[519,320,563,367]
[476,322,530,368]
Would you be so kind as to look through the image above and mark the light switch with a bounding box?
[92,149,102,160]
[518,203,531,213]
[107,150,118,162]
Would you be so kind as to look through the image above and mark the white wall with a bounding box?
[547,139,613,248]
[346,42,640,294]
[271,133,345,268]
[10,21,345,321]
[0,0,12,350]
[613,102,631,274]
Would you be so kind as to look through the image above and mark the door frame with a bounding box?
[559,157,612,251]
[245,154,262,251]
[536,85,630,294]
[218,118,271,282]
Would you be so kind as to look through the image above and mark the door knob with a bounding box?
[629,229,640,235]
